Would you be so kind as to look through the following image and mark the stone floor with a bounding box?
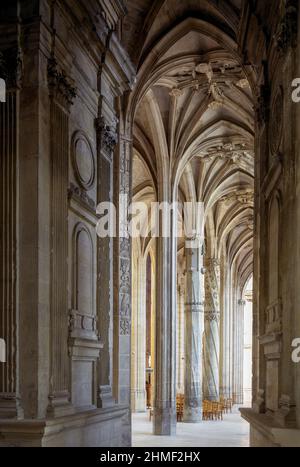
[132,407,249,447]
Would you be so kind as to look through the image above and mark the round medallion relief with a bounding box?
[71,131,95,190]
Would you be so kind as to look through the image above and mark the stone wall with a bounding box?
[240,0,300,446]
[0,0,135,447]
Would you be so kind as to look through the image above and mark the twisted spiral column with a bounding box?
[203,259,221,401]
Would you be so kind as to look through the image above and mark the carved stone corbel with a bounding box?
[253,389,265,414]
[96,116,118,158]
[275,395,297,427]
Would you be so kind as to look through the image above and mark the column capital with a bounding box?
[204,257,220,268]
[185,233,204,250]
[47,58,77,109]
[204,310,220,322]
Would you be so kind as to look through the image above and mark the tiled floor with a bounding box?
[132,408,249,447]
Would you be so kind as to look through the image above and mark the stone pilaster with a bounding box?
[183,243,204,422]
[203,258,220,401]
[96,116,117,408]
[47,58,76,417]
[0,47,23,419]
[113,133,132,445]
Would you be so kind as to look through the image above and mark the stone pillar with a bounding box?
[203,258,221,400]
[235,299,246,405]
[113,133,132,445]
[183,244,204,422]
[131,255,146,412]
[176,272,185,394]
[153,233,177,435]
[96,117,117,408]
[0,47,23,419]
[221,263,232,399]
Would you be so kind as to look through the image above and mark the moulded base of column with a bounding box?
[46,391,75,418]
[183,405,202,423]
[153,406,177,436]
[0,395,24,420]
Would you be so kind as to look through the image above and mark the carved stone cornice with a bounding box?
[47,58,77,108]
[99,0,127,31]
[96,117,118,157]
[0,47,23,90]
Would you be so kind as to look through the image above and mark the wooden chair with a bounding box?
[220,396,228,414]
[226,398,233,413]
[219,396,233,413]
[176,394,184,422]
[202,400,213,420]
[203,400,224,421]
[202,400,208,420]
[212,401,223,420]
[146,382,152,409]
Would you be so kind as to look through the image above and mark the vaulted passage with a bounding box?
[0,0,300,447]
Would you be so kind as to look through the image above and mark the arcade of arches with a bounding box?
[0,0,300,447]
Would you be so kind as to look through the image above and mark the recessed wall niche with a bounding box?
[71,130,95,191]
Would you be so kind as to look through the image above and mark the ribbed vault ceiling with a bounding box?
[127,0,254,290]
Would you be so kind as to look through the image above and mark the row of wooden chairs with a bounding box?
[177,394,234,422]
[202,397,234,421]
[149,395,234,422]
[202,400,223,420]
[220,396,233,414]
